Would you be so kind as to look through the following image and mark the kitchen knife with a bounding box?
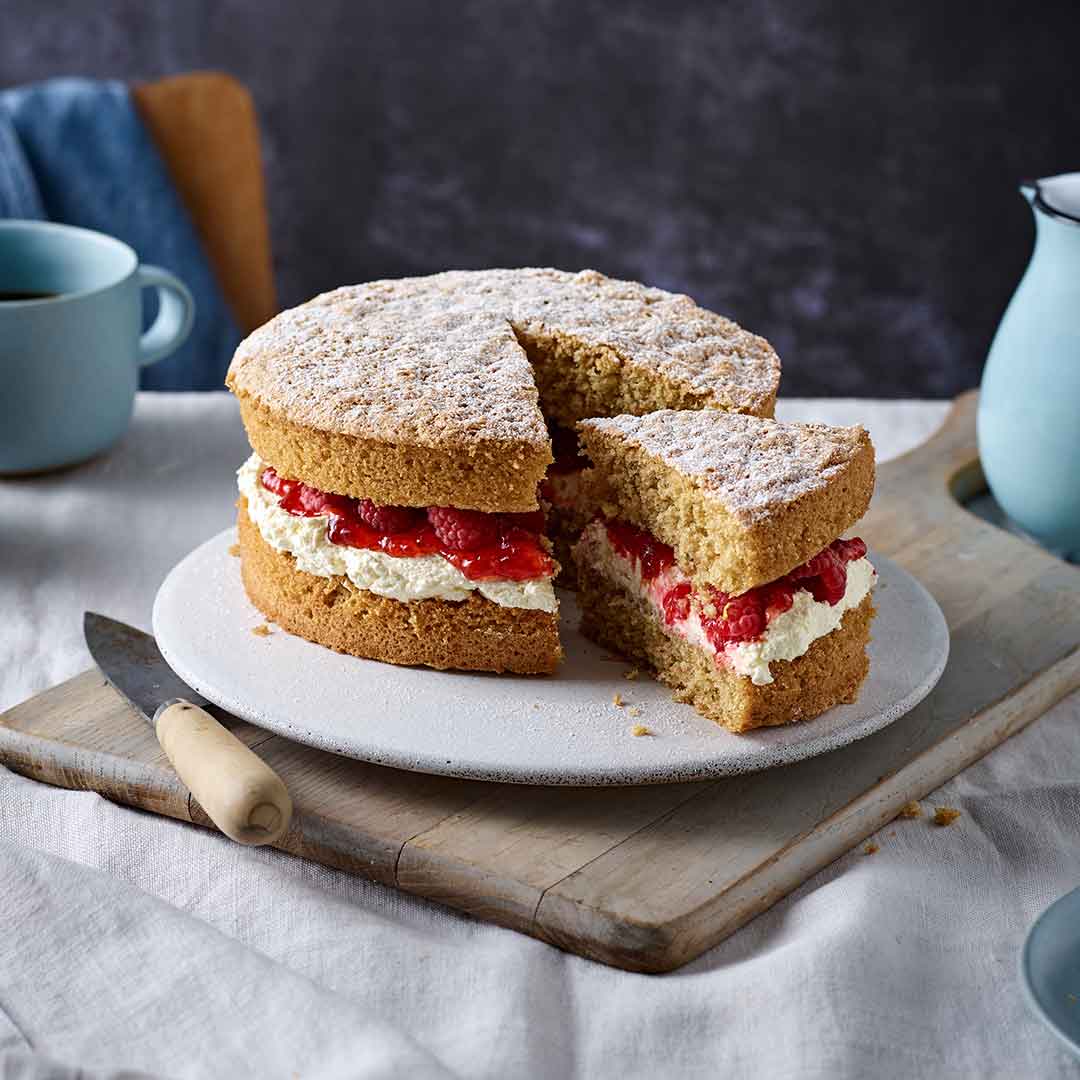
[83,611,292,846]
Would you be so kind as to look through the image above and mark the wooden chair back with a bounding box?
[132,71,277,333]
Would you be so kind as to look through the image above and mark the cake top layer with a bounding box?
[578,409,875,592]
[226,268,780,448]
[580,410,871,525]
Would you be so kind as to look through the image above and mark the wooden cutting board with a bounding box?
[2,392,1078,972]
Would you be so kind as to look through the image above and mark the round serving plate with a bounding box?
[152,529,949,786]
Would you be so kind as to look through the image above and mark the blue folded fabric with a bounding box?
[0,77,241,390]
[0,109,45,219]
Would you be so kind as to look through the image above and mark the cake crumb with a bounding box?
[251,624,272,637]
[629,706,642,718]
[623,668,640,682]
[612,693,624,708]
[631,724,652,737]
[1067,993,1077,1007]
[896,801,922,820]
[932,806,961,827]
[863,842,879,856]
[228,543,241,557]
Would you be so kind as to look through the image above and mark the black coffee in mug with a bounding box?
[0,290,60,302]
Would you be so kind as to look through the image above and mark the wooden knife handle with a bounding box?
[154,699,292,846]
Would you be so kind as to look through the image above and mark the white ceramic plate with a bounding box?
[153,529,949,785]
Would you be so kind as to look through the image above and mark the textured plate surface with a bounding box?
[152,529,949,785]
[1021,887,1080,1060]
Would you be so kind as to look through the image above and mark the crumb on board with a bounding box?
[228,543,241,557]
[623,667,640,681]
[896,801,922,820]
[612,693,624,708]
[1067,994,1078,1007]
[251,624,272,637]
[532,703,540,710]
[863,842,879,856]
[631,724,652,737]
[629,706,642,718]
[932,806,961,827]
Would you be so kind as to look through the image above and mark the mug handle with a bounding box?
[136,264,196,368]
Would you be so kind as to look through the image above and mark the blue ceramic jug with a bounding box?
[978,173,1080,559]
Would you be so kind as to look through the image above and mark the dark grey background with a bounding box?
[3,0,1076,396]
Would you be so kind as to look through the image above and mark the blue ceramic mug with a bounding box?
[0,220,195,473]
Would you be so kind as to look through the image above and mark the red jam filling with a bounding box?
[605,520,676,581]
[260,466,555,583]
[603,518,867,646]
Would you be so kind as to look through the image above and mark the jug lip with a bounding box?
[1027,174,1080,227]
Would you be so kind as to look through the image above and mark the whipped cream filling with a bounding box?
[238,454,558,612]
[578,521,876,685]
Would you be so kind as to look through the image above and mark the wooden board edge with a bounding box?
[395,845,547,933]
[875,389,977,486]
[532,646,1080,973]
[0,723,194,825]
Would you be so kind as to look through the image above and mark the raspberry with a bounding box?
[809,561,847,604]
[760,579,795,618]
[296,484,352,518]
[263,467,355,518]
[787,547,837,582]
[832,536,867,563]
[662,582,692,625]
[427,506,501,551]
[722,593,767,640]
[357,499,421,534]
[702,588,765,647]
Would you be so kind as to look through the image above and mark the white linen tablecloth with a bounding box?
[1,394,1077,1079]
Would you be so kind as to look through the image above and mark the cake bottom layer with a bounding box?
[238,505,562,674]
[575,558,874,732]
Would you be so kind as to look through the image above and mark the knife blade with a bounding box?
[84,612,292,846]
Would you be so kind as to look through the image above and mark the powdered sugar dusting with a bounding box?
[227,269,780,445]
[582,409,871,524]
[229,302,547,447]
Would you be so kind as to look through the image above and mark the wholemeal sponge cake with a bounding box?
[226,268,782,676]
[226,268,781,513]
[573,410,877,731]
[227,266,782,603]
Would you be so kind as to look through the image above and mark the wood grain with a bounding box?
[2,391,1077,971]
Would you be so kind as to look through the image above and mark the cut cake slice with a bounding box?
[578,409,874,594]
[573,410,877,731]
